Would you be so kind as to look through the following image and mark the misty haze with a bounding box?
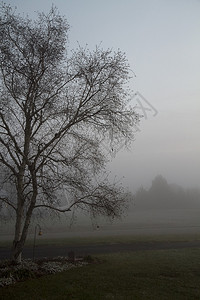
[0,0,200,298]
[1,175,200,241]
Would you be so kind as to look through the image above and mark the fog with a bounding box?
[1,1,200,240]
[43,175,200,238]
[2,210,200,242]
[1,175,200,242]
[5,0,200,191]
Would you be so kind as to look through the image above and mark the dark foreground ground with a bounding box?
[1,240,200,260]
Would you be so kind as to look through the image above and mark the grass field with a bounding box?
[1,247,200,299]
[1,230,200,249]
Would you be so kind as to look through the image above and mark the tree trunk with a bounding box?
[12,241,23,263]
[12,223,30,263]
[12,196,36,263]
[12,203,23,263]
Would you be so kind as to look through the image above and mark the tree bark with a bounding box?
[12,203,35,263]
[12,169,37,263]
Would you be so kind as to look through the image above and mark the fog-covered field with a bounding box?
[1,208,200,242]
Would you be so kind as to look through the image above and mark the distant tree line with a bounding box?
[133,175,200,210]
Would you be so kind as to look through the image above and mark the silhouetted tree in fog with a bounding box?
[0,5,139,262]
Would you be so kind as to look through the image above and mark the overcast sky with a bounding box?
[5,0,200,190]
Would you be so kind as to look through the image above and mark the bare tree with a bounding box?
[0,5,139,262]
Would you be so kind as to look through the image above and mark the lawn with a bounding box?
[1,231,200,248]
[1,248,200,299]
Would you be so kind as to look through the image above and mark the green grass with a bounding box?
[1,248,200,299]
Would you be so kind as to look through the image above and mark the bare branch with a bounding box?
[0,197,17,211]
